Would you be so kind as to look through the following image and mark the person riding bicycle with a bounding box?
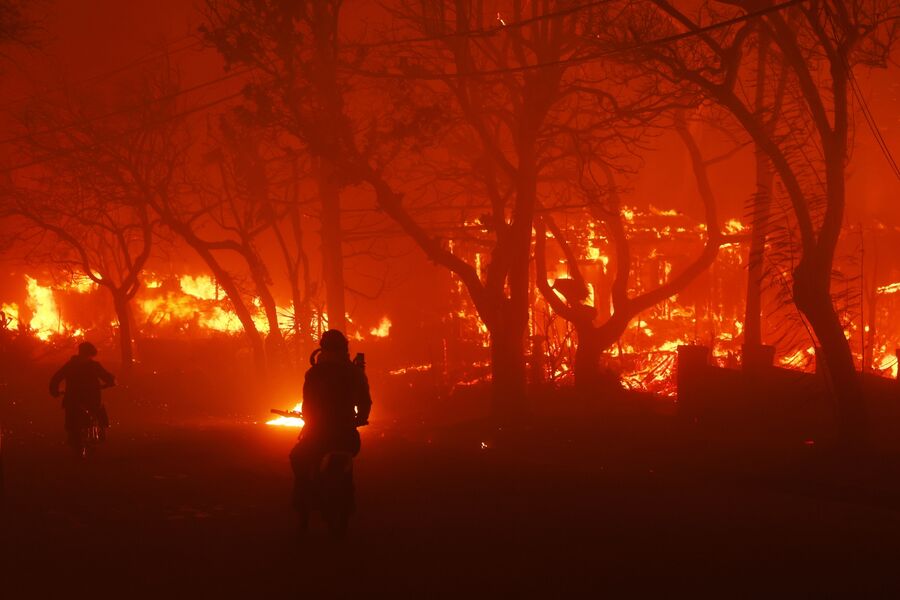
[49,342,115,449]
[289,330,371,513]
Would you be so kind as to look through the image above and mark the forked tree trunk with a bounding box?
[572,315,629,393]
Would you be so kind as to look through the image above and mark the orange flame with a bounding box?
[266,403,304,428]
[369,316,392,338]
[180,275,218,300]
[1,302,19,330]
[26,276,64,340]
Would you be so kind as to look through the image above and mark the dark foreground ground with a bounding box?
[3,411,900,598]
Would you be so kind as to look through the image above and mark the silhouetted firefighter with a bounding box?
[49,342,115,456]
[290,329,371,537]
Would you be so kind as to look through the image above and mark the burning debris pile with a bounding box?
[3,202,899,399]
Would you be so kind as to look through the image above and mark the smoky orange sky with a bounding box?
[3,0,898,221]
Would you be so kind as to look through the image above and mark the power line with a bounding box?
[845,59,900,179]
[0,0,810,173]
[0,67,254,147]
[823,7,900,180]
[0,88,248,175]
[343,0,806,80]
[848,67,900,180]
[346,0,624,49]
[0,35,203,112]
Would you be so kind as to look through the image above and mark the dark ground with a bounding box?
[3,407,900,598]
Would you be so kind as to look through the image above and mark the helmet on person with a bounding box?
[309,330,350,366]
[78,341,98,357]
[319,329,349,354]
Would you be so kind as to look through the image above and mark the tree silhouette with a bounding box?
[610,0,900,444]
[4,70,181,368]
[534,113,730,390]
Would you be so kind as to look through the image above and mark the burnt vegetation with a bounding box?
[0,0,899,444]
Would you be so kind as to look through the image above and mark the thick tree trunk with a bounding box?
[489,312,528,419]
[111,291,134,371]
[573,325,603,393]
[318,160,346,333]
[491,140,537,417]
[794,258,865,446]
[573,316,628,395]
[745,147,773,347]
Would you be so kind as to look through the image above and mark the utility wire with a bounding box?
[0,88,247,175]
[0,0,807,172]
[346,0,624,49]
[0,1,804,149]
[0,67,254,146]
[848,68,900,180]
[823,6,900,180]
[0,35,203,112]
[0,2,623,148]
[343,0,806,80]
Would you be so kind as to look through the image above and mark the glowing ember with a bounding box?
[779,347,816,368]
[877,354,899,379]
[267,403,304,428]
[877,282,900,295]
[724,218,746,234]
[389,363,431,376]
[369,316,391,338]
[650,205,680,217]
[655,340,683,353]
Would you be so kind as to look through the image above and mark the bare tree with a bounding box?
[148,163,272,373]
[201,114,322,366]
[199,0,684,414]
[609,0,899,445]
[202,0,351,333]
[535,113,728,390]
[200,116,290,363]
[3,70,182,368]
